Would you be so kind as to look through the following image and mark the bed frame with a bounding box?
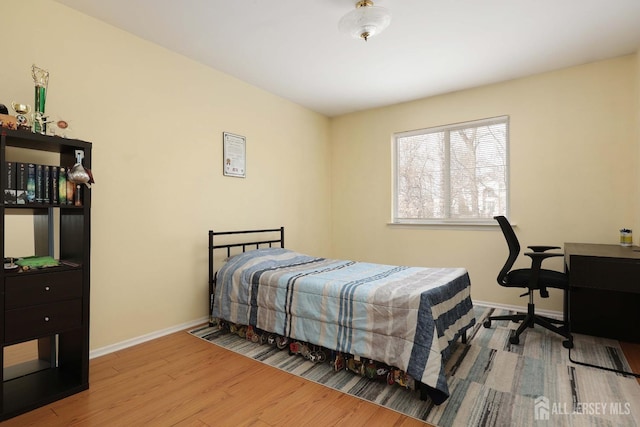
[208,227,285,325]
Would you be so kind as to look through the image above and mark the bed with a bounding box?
[208,227,475,404]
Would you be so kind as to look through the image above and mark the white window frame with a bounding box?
[392,116,509,227]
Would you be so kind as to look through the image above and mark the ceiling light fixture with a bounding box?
[338,0,391,42]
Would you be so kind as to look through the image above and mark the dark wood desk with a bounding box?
[565,243,640,342]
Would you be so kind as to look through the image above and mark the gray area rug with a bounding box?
[189,306,640,426]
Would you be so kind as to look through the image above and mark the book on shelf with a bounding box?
[43,165,51,204]
[4,161,16,204]
[35,163,44,203]
[16,162,27,204]
[26,163,36,203]
[50,165,59,205]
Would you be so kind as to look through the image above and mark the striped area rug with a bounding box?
[189,306,640,426]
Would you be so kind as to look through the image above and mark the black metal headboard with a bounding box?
[208,227,284,324]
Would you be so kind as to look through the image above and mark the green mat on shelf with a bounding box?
[16,256,60,268]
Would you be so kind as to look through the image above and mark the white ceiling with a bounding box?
[54,0,640,117]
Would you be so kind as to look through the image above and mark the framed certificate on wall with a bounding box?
[223,132,246,178]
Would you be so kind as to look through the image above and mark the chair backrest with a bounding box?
[494,215,520,285]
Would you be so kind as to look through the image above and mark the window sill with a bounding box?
[388,221,507,230]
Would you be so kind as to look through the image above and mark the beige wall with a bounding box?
[330,55,639,311]
[1,1,332,349]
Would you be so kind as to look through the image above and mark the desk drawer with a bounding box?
[5,270,83,309]
[4,299,82,343]
[570,256,640,293]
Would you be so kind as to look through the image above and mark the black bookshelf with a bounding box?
[0,128,91,420]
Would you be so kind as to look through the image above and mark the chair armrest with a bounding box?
[524,252,565,290]
[524,252,563,260]
[527,245,561,252]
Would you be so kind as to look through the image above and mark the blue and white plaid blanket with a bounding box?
[212,248,475,403]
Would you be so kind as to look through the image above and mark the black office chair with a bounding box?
[483,216,573,348]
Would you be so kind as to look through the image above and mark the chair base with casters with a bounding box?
[484,216,574,349]
[483,292,574,349]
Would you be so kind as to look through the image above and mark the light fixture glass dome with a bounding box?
[338,0,391,41]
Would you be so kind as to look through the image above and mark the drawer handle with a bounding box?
[44,316,50,322]
[44,286,51,291]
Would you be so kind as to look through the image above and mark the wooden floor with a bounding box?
[3,331,640,427]
[620,341,640,380]
[2,330,427,426]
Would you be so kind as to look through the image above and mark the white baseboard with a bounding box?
[89,316,209,359]
[473,300,563,320]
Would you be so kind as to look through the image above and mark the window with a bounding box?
[393,116,509,224]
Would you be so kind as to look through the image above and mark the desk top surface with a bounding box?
[565,242,640,260]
